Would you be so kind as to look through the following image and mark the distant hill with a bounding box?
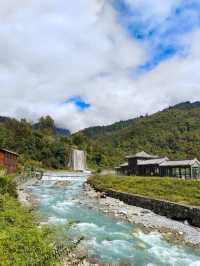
[0,115,71,169]
[78,101,200,168]
[33,122,70,136]
[0,116,71,136]
[0,116,11,123]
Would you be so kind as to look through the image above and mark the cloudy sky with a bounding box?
[0,0,200,132]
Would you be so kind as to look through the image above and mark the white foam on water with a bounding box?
[111,231,133,240]
[47,216,67,224]
[56,201,77,207]
[148,245,200,265]
[51,204,70,215]
[101,239,135,255]
[84,238,135,262]
[74,222,106,236]
[190,262,200,266]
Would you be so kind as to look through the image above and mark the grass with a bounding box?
[0,175,69,266]
[88,175,200,206]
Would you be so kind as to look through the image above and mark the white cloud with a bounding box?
[123,0,181,22]
[0,0,200,132]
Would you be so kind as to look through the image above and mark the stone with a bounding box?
[53,180,71,188]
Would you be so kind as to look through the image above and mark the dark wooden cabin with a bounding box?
[115,162,129,176]
[115,151,200,179]
[0,148,19,173]
[125,151,159,175]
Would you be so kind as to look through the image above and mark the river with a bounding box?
[28,172,200,266]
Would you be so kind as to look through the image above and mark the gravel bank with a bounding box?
[17,178,39,208]
[82,183,200,248]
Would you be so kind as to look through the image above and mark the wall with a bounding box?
[91,185,200,227]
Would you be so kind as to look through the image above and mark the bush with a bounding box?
[0,175,17,197]
[0,195,58,266]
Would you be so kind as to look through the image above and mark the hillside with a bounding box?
[1,101,200,170]
[78,101,200,168]
[0,116,72,169]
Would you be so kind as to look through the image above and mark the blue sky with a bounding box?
[64,97,91,111]
[65,0,200,112]
[114,0,200,71]
[1,0,200,131]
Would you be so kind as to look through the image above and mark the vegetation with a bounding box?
[1,101,200,170]
[0,175,72,266]
[80,101,200,168]
[89,175,200,206]
[0,116,72,169]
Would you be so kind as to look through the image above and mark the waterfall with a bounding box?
[68,149,87,171]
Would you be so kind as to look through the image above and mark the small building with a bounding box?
[115,162,129,176]
[160,159,200,179]
[126,151,159,175]
[137,157,168,176]
[115,151,200,179]
[0,148,19,173]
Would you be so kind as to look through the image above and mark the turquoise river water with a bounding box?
[29,173,200,266]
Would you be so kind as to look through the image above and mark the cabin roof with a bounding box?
[138,157,168,166]
[114,162,128,169]
[160,159,200,167]
[126,151,159,159]
[0,148,19,156]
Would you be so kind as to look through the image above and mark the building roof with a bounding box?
[137,157,168,166]
[119,162,128,167]
[160,159,200,167]
[126,151,159,159]
[114,162,128,169]
[0,148,19,156]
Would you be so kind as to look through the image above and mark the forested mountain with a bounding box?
[0,116,72,169]
[78,101,200,168]
[1,101,200,170]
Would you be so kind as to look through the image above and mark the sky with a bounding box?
[0,0,200,132]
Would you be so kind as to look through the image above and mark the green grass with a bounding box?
[89,175,200,206]
[0,175,68,266]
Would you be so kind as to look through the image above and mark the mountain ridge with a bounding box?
[77,101,200,168]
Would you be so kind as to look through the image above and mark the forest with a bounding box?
[1,101,200,170]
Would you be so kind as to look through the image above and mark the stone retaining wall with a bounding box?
[90,184,200,227]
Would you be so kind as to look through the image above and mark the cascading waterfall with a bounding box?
[68,149,87,171]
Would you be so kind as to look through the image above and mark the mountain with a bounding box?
[0,116,72,169]
[1,101,200,170]
[77,101,200,168]
[55,127,70,136]
[0,116,11,123]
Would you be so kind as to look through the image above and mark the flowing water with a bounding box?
[29,172,200,266]
[68,149,87,171]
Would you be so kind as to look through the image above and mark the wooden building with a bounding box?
[0,148,19,173]
[115,151,200,179]
[115,162,129,176]
[137,157,168,176]
[160,159,200,179]
[125,151,159,175]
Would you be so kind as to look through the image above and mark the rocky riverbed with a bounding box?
[81,183,200,248]
[17,176,200,265]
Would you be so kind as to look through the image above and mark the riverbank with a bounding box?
[17,177,100,266]
[82,183,200,248]
[0,175,65,266]
[17,177,39,207]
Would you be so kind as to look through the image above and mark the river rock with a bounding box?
[53,180,71,188]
